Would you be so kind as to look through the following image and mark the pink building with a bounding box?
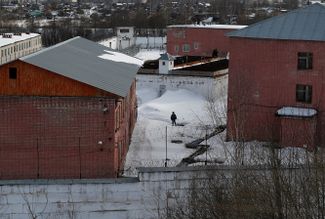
[227,3,325,149]
[167,24,246,57]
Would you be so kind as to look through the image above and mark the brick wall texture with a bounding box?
[0,60,137,179]
[0,96,118,179]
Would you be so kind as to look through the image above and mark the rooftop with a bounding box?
[0,33,40,48]
[159,53,175,61]
[228,3,325,41]
[21,37,142,97]
[168,24,247,30]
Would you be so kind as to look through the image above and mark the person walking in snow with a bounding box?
[171,112,177,126]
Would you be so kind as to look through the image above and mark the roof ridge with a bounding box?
[227,3,325,41]
[20,36,81,60]
[20,36,140,97]
[230,4,325,36]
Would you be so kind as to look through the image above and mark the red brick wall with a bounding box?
[0,60,138,179]
[167,27,235,57]
[227,38,325,148]
[280,117,316,149]
[114,80,137,172]
[0,60,118,98]
[0,96,116,179]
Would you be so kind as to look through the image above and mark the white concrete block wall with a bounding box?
[136,74,228,98]
[0,166,222,219]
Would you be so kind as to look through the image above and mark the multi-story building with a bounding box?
[167,24,246,58]
[227,3,325,149]
[0,33,42,66]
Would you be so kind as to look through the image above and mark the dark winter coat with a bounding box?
[171,113,177,121]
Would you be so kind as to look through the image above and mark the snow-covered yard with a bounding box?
[124,49,311,175]
[125,88,217,170]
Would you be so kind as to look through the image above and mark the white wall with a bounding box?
[0,35,42,65]
[135,37,166,48]
[158,60,174,74]
[116,27,135,50]
[100,37,118,49]
[136,74,228,98]
[0,166,222,219]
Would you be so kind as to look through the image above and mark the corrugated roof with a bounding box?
[227,3,325,41]
[21,37,141,97]
[168,24,247,30]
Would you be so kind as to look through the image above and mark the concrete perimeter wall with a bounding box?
[136,74,228,98]
[0,166,223,219]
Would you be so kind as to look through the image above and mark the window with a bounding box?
[298,52,313,70]
[183,44,190,52]
[173,30,185,39]
[162,61,165,65]
[174,45,179,52]
[9,67,17,79]
[296,84,312,103]
[194,42,199,50]
[119,29,130,33]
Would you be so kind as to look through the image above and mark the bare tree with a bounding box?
[19,185,49,219]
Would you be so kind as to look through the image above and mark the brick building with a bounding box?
[227,3,325,149]
[0,37,141,179]
[167,24,246,57]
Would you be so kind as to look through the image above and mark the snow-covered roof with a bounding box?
[168,24,247,30]
[228,3,325,41]
[0,33,40,48]
[99,50,143,66]
[21,37,142,97]
[276,107,317,118]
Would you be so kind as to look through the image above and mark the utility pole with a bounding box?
[205,127,208,165]
[165,126,168,167]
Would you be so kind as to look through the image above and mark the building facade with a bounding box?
[0,33,41,66]
[167,24,246,57]
[99,27,135,51]
[227,3,325,149]
[0,37,140,179]
[116,26,135,50]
